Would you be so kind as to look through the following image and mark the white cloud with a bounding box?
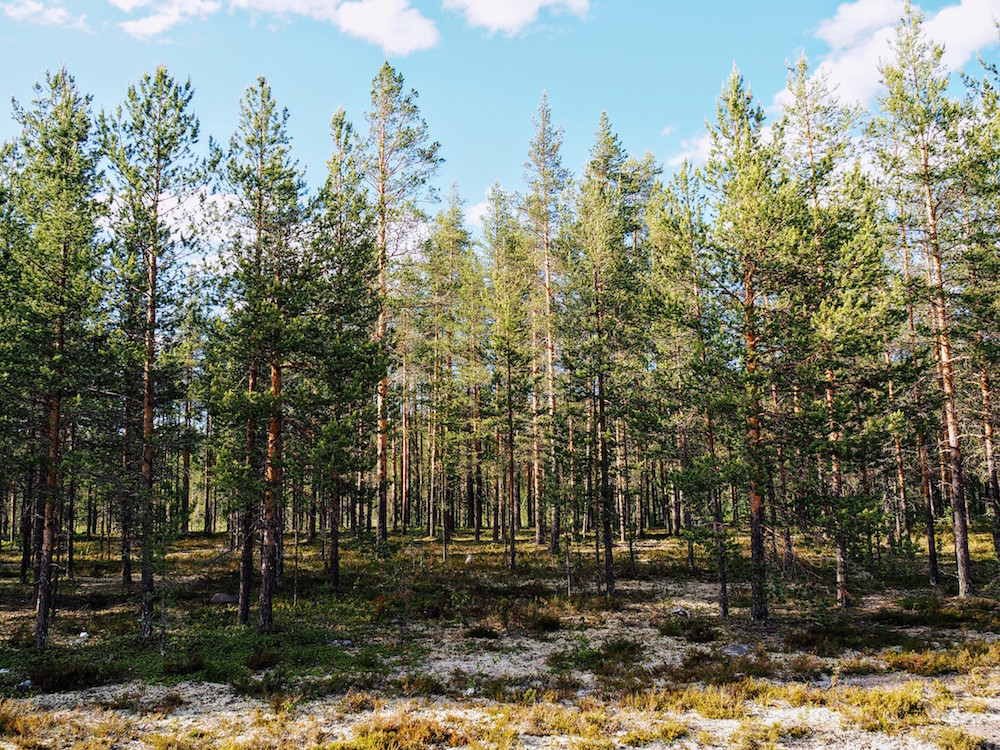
[442,0,587,34]
[465,198,488,229]
[667,133,711,168]
[1,0,87,29]
[231,0,440,54]
[107,0,151,11]
[110,0,438,54]
[816,0,904,49]
[660,124,674,138]
[336,0,439,55]
[926,0,1000,70]
[811,0,1000,105]
[112,0,221,39]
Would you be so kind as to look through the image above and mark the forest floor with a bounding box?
[1,527,1000,749]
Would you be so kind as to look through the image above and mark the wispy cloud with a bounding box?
[1,0,88,30]
[811,0,1000,104]
[442,0,587,34]
[660,124,674,138]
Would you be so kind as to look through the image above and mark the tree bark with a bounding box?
[258,360,281,630]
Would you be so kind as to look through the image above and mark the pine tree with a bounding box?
[648,162,731,616]
[523,92,569,553]
[876,5,973,596]
[216,76,306,628]
[312,107,382,591]
[101,64,203,637]
[12,68,101,647]
[363,62,442,545]
[562,114,638,599]
[704,70,798,622]
[483,184,531,570]
[420,189,470,556]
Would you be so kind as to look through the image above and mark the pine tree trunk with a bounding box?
[507,354,516,571]
[238,360,258,627]
[66,424,75,579]
[595,272,614,599]
[203,415,213,535]
[980,365,1000,559]
[375,186,389,546]
[330,472,340,591]
[745,279,767,622]
[922,152,973,597]
[259,360,281,630]
[139,233,157,639]
[35,385,60,648]
[181,369,191,535]
[121,404,133,586]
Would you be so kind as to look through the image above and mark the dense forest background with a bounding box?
[3,5,1000,649]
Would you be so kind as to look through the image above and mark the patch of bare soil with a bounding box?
[4,571,1000,748]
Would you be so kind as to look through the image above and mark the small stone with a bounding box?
[722,644,750,657]
[465,554,473,564]
[324,638,355,648]
[210,593,239,605]
[15,679,31,691]
[0,668,11,675]
[669,606,691,619]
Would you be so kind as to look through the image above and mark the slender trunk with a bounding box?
[203,415,213,535]
[921,145,972,597]
[506,353,516,571]
[121,403,133,586]
[473,385,482,542]
[66,424,75,578]
[919,435,940,585]
[259,360,281,630]
[35,388,60,648]
[540,142,560,555]
[238,360,258,626]
[181,368,191,535]
[375,182,389,545]
[20,465,33,585]
[532,325,543,545]
[330,471,340,591]
[903,227,938,583]
[140,173,160,640]
[745,274,767,622]
[980,365,1000,559]
[595,270,614,599]
[826,367,848,608]
[401,350,410,536]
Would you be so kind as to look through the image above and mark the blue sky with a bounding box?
[2,0,1000,227]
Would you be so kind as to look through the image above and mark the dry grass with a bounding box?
[521,701,618,738]
[884,641,1000,676]
[728,719,782,750]
[921,726,988,750]
[621,717,689,746]
[328,709,471,750]
[832,682,930,733]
